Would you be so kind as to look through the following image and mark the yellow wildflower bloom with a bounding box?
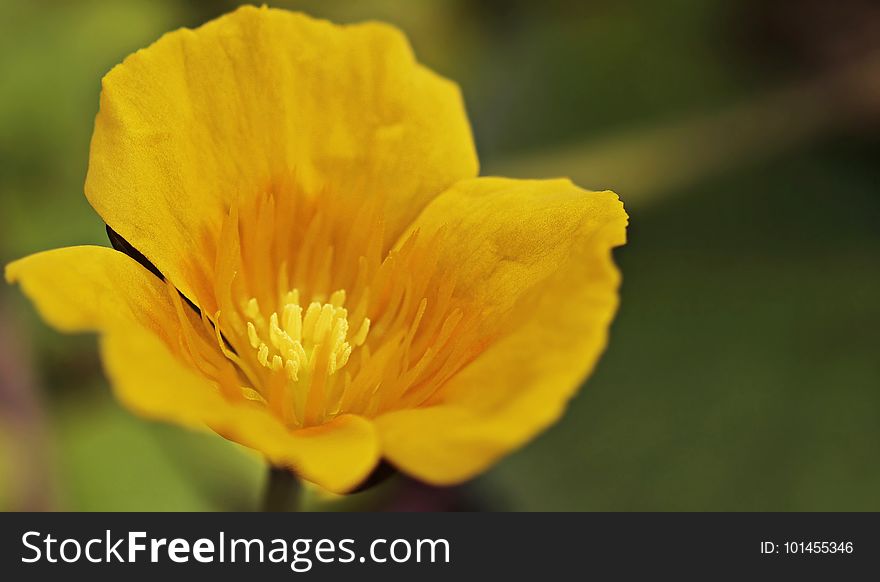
[5,6,627,493]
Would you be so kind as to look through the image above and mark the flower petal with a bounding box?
[86,5,478,304]
[103,329,380,493]
[6,246,379,492]
[375,177,627,484]
[5,246,173,335]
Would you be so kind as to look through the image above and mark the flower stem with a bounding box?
[262,465,301,512]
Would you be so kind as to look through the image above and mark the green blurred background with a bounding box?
[1,0,878,511]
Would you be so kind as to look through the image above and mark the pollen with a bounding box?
[242,289,370,426]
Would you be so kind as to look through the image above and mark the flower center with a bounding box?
[164,188,488,430]
[242,288,370,426]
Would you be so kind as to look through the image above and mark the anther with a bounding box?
[240,289,371,427]
[247,322,261,349]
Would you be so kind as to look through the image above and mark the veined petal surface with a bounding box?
[375,177,628,484]
[86,5,477,305]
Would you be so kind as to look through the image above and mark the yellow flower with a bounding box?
[5,6,627,493]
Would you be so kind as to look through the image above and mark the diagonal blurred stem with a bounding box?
[262,465,301,512]
[487,50,880,209]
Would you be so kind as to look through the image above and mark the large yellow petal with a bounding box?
[102,330,380,493]
[5,246,173,336]
[86,5,478,304]
[6,247,379,492]
[375,177,628,484]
